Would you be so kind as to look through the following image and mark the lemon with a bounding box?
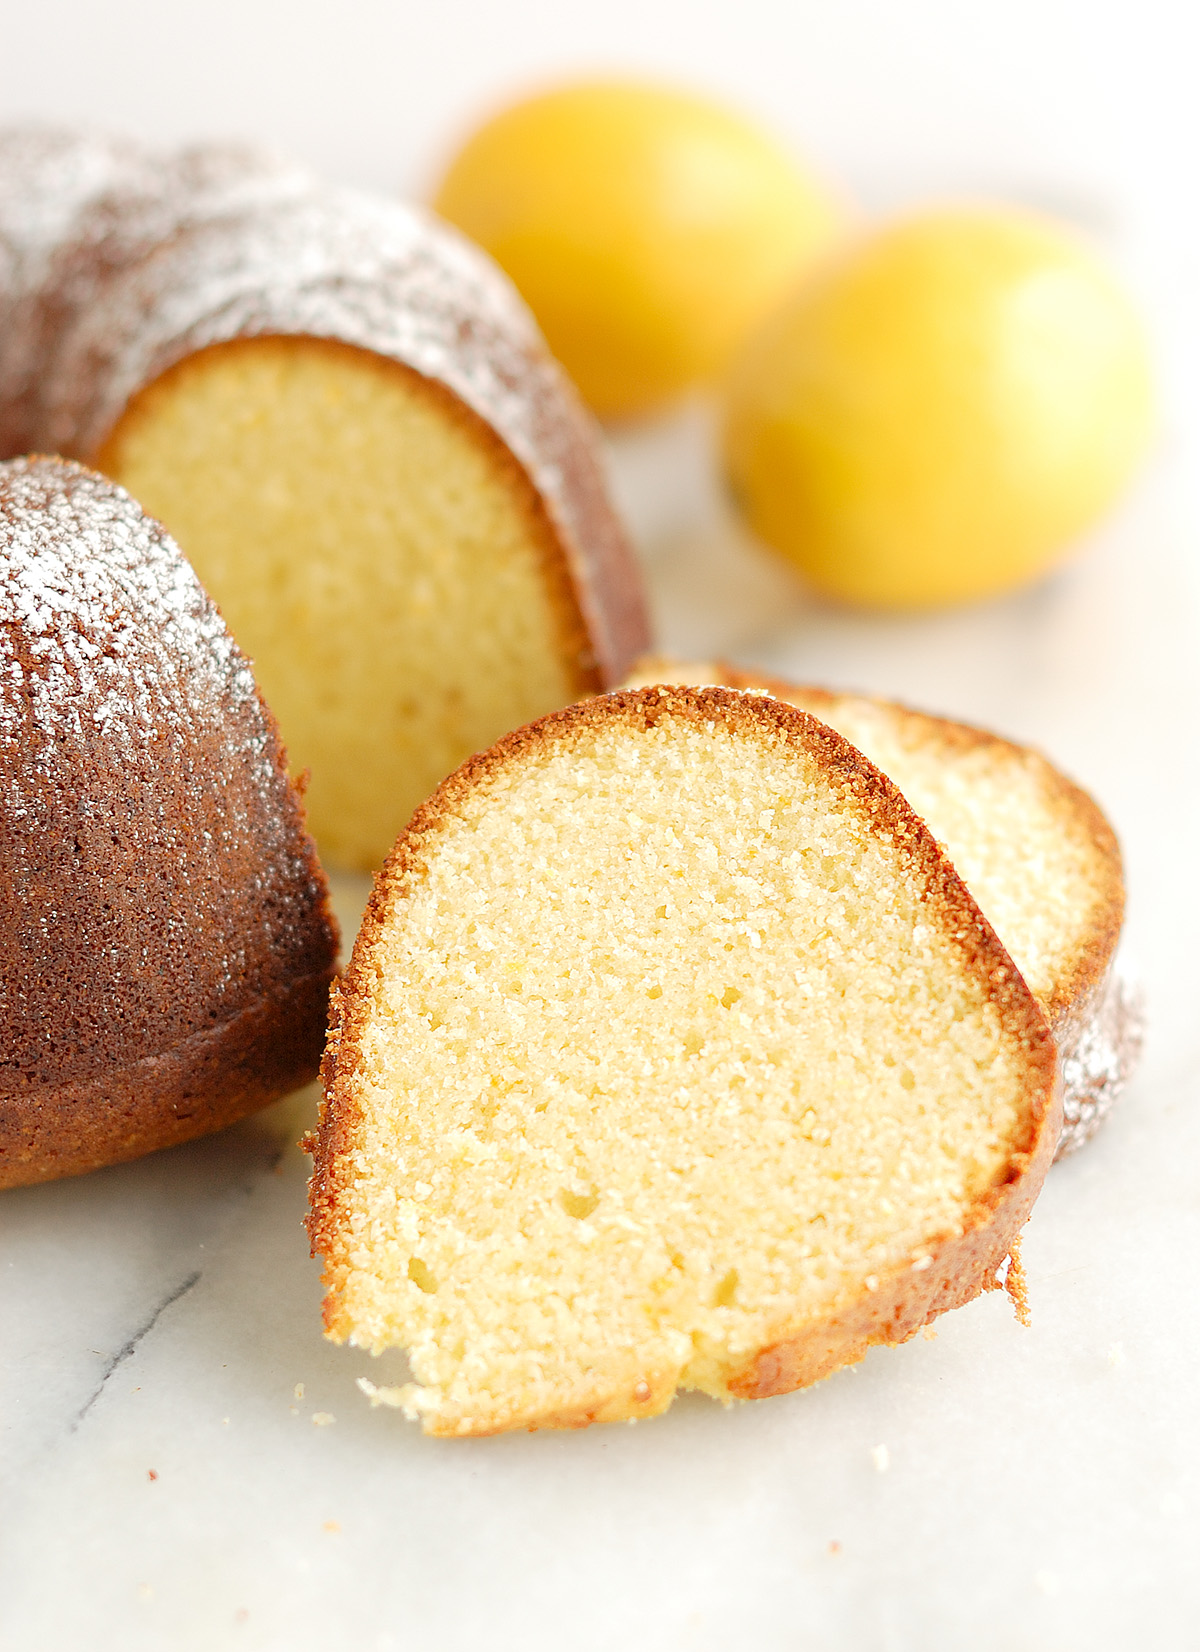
[433,80,843,419]
[722,207,1155,609]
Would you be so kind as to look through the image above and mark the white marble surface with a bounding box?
[4,406,1200,1650]
[4,3,1200,1647]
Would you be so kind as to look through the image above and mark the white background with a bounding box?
[3,4,1200,1649]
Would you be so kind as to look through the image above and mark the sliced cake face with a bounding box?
[310,688,1058,1436]
[0,457,338,1187]
[98,337,591,870]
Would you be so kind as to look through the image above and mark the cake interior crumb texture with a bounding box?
[98,335,589,870]
[315,692,1053,1435]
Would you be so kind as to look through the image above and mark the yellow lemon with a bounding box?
[722,207,1155,609]
[433,80,843,419]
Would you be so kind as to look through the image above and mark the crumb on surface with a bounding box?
[1003,1237,1031,1327]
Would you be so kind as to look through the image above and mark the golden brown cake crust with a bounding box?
[725,1115,1052,1399]
[0,457,338,1188]
[307,686,1061,1430]
[1,972,331,1187]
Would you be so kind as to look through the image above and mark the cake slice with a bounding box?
[307,687,1059,1435]
[623,660,1138,1157]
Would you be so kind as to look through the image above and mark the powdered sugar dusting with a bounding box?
[0,126,312,460]
[48,183,630,669]
[0,456,264,780]
[0,455,335,1103]
[0,128,147,454]
[1056,969,1144,1158]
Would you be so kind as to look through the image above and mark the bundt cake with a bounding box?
[0,457,338,1188]
[622,659,1140,1156]
[307,687,1059,1435]
[0,126,650,870]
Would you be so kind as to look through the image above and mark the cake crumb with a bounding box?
[828,1540,842,1556]
[294,1382,306,1400]
[323,1520,341,1534]
[147,1469,158,1482]
[312,1411,336,1426]
[1004,1238,1031,1327]
[871,1444,890,1473]
[1034,1569,1060,1597]
[921,1325,938,1342]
